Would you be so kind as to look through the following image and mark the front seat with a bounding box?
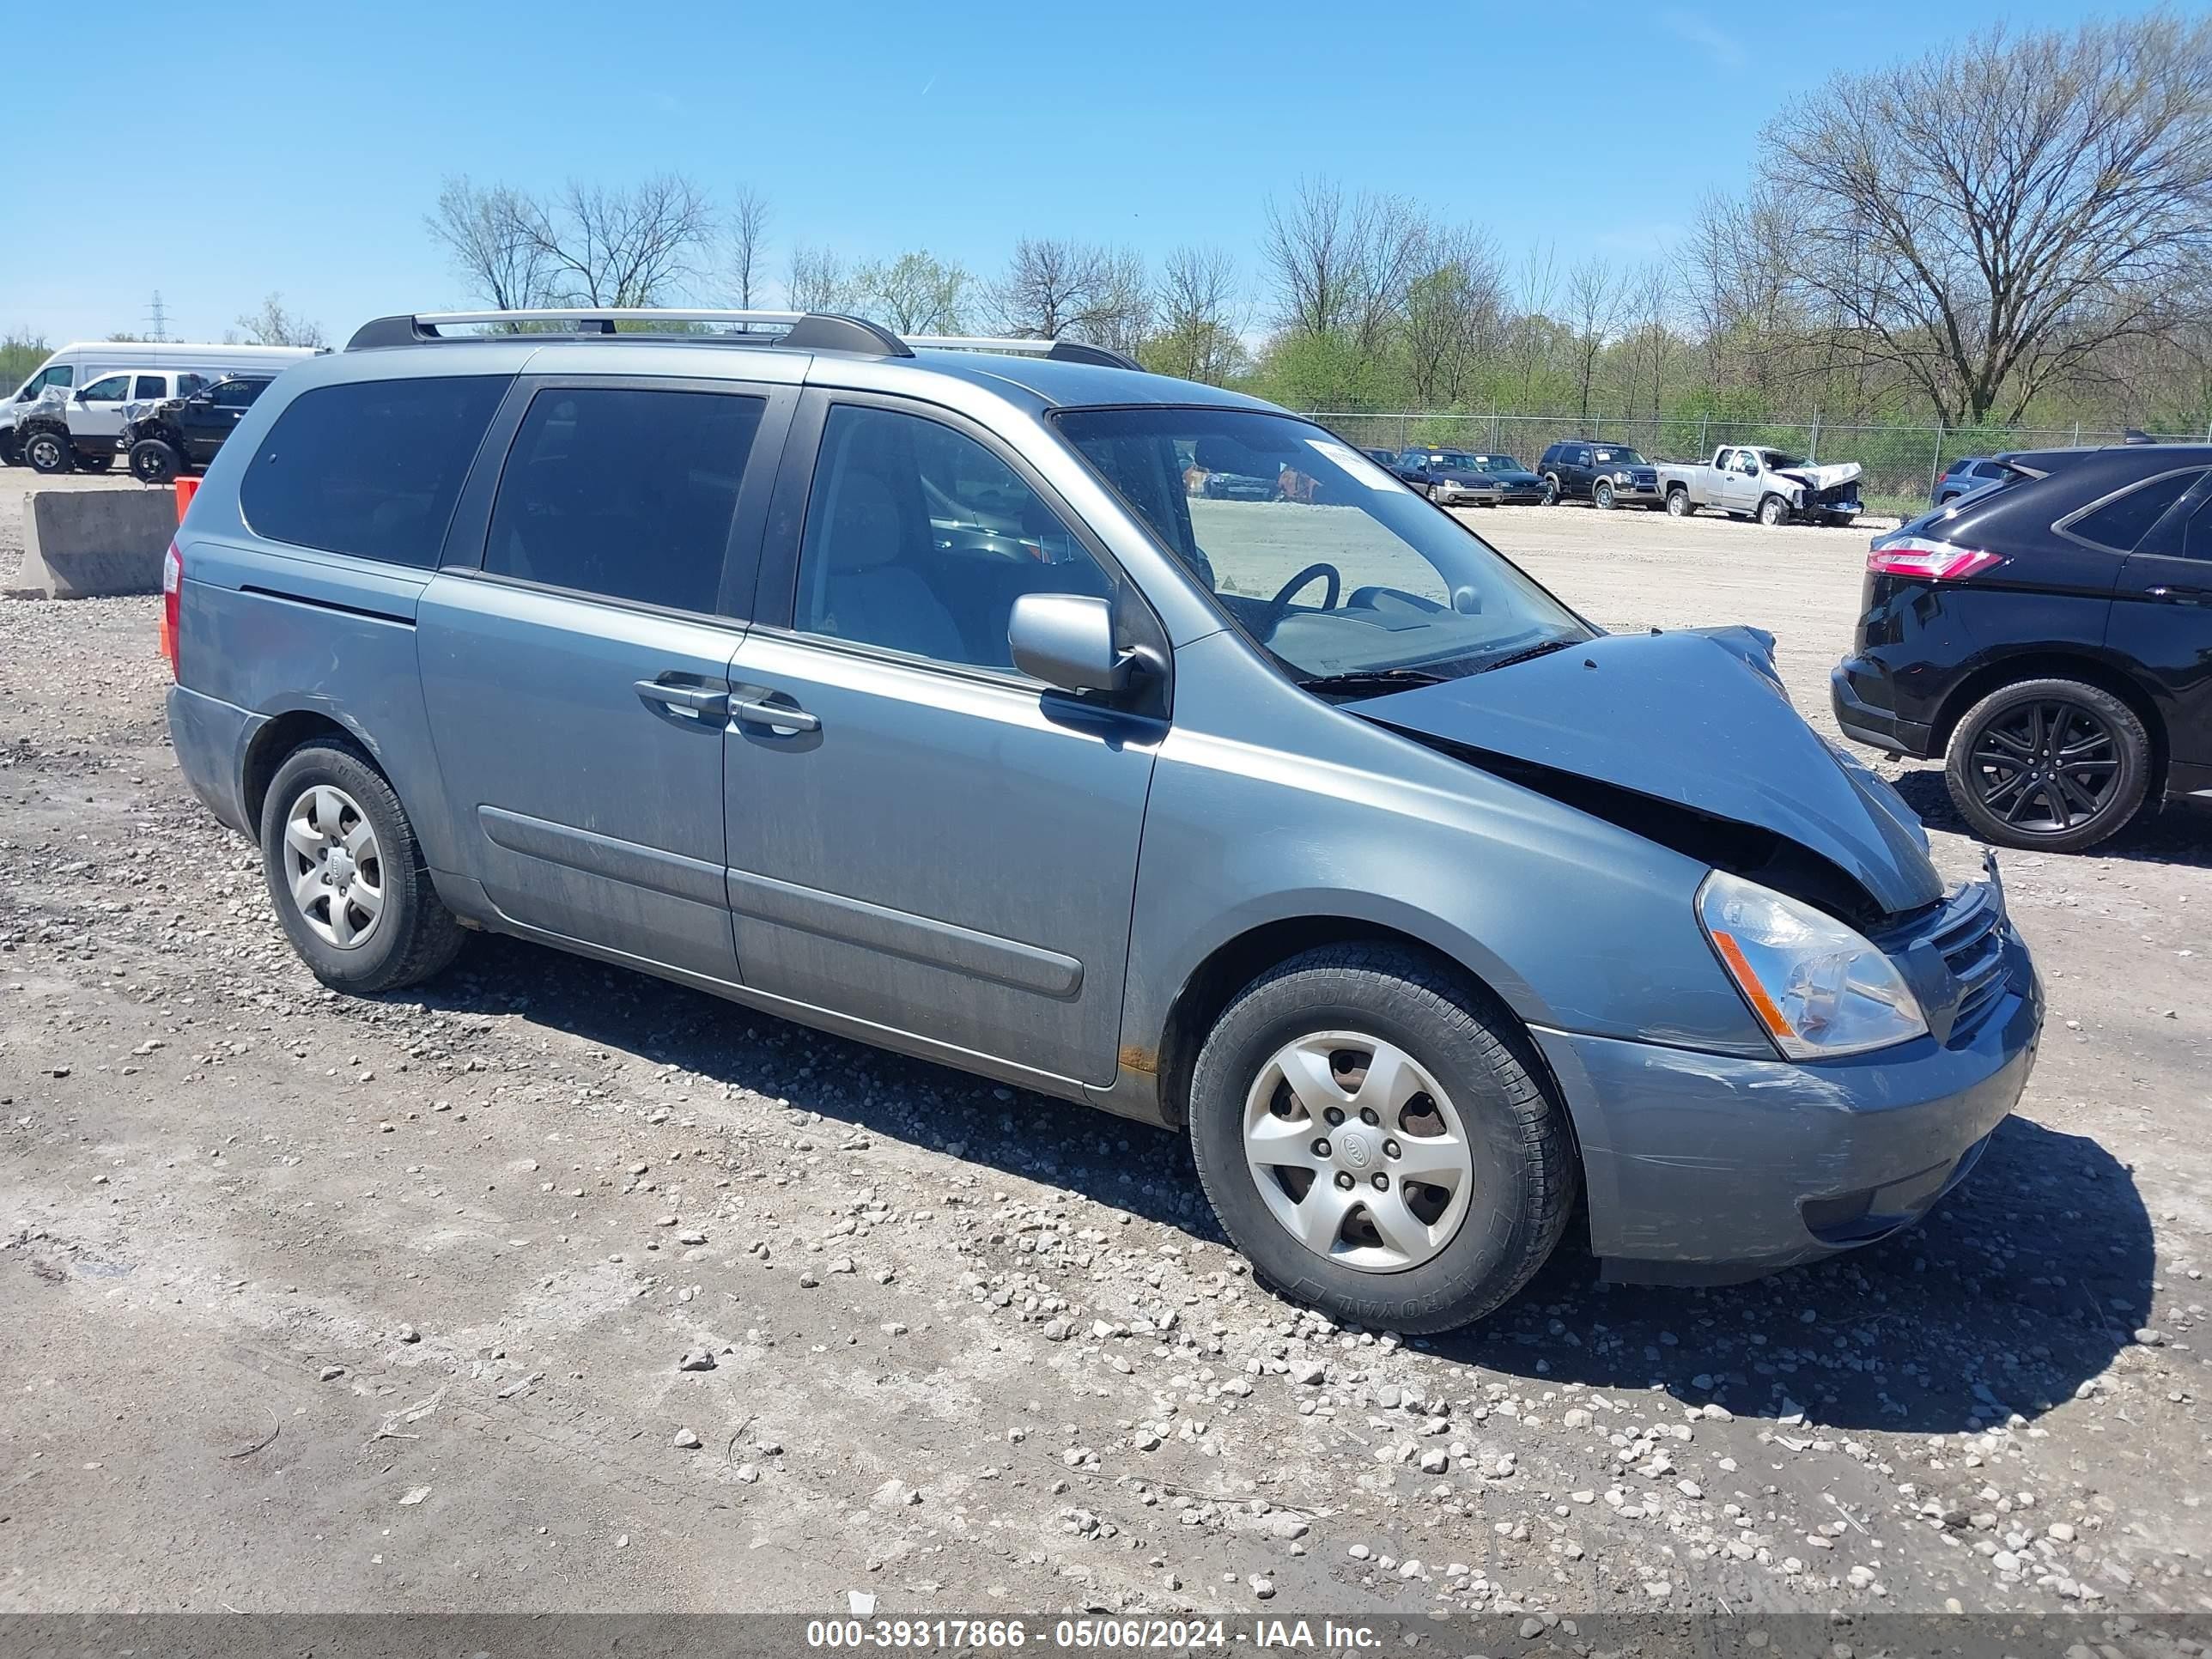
[815,469,967,662]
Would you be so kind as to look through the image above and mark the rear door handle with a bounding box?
[2148,585,2211,605]
[634,679,730,718]
[729,696,820,733]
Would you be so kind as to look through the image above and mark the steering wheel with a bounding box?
[1267,562,1341,618]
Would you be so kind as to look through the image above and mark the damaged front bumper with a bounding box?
[1532,901,2040,1284]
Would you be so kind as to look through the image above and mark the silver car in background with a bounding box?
[162,307,2041,1332]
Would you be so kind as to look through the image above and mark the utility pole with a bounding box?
[144,291,168,343]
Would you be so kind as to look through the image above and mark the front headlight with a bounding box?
[1698,870,1927,1059]
[1613,471,1632,483]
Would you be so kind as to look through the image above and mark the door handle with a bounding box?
[634,679,729,718]
[2148,585,2210,605]
[729,696,820,733]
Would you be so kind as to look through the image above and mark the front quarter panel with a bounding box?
[1121,632,1777,1119]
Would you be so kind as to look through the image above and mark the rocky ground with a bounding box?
[1,481,2207,1615]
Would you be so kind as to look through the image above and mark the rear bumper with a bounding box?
[167,684,264,837]
[1831,659,1936,757]
[1534,926,2041,1283]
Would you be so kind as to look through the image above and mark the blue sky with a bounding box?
[4,0,2102,347]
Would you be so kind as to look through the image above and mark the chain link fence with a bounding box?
[1302,411,2212,514]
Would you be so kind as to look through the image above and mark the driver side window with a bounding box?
[793,404,1113,674]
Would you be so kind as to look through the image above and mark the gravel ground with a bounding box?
[2,475,2208,1616]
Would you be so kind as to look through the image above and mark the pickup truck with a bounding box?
[1655,446,1863,527]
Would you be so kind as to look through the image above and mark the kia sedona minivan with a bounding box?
[164,307,2042,1332]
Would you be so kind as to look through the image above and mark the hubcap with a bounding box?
[1968,699,2120,835]
[281,784,386,949]
[1243,1031,1475,1273]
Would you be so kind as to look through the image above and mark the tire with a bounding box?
[1592,479,1616,510]
[259,738,466,993]
[1664,487,1692,518]
[23,429,73,473]
[1756,494,1788,527]
[0,430,21,466]
[1188,943,1577,1334]
[1540,474,1560,506]
[75,450,112,472]
[1943,679,2152,854]
[1425,484,1441,504]
[129,439,180,484]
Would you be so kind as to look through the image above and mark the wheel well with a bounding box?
[242,710,360,830]
[1930,653,2168,786]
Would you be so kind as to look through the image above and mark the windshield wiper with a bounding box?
[1294,666,1452,696]
[1475,638,1582,673]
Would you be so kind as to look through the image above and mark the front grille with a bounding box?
[1924,881,2008,1032]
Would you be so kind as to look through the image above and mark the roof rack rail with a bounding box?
[344,307,912,357]
[906,335,1142,371]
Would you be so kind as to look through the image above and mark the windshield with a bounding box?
[1425,451,1481,470]
[1591,447,1647,466]
[1054,407,1595,686]
[1470,455,1522,471]
[1759,450,1806,469]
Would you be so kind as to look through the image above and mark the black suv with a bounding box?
[121,374,274,483]
[1832,444,2212,852]
[1537,440,1661,508]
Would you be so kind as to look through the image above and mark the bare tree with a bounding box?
[425,177,554,313]
[1508,243,1561,407]
[1620,261,1680,417]
[1401,226,1506,408]
[1763,13,2212,424]
[1261,177,1427,349]
[234,293,325,349]
[990,238,1149,348]
[785,244,854,313]
[1147,245,1248,384]
[1678,187,1807,401]
[852,251,970,334]
[518,174,716,308]
[721,185,773,308]
[1564,258,1621,424]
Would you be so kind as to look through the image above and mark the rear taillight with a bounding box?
[1865,537,2003,581]
[159,541,182,678]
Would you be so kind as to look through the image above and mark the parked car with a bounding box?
[119,374,276,483]
[1833,443,2212,852]
[1657,446,1863,526]
[1452,453,1548,505]
[1391,447,1502,507]
[0,341,313,466]
[165,305,2040,1332]
[1932,456,2018,507]
[1536,440,1662,508]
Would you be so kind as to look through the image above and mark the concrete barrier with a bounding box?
[12,489,177,599]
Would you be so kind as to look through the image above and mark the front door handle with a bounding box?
[729,696,820,733]
[2148,585,2210,605]
[634,679,729,718]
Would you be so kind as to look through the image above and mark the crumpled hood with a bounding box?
[1775,460,1861,493]
[1353,628,1943,916]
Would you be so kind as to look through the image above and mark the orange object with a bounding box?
[1710,931,1793,1039]
[174,476,199,521]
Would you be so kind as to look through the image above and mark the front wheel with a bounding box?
[1540,474,1560,506]
[1188,944,1577,1334]
[1425,483,1441,504]
[1592,478,1616,510]
[1756,494,1788,526]
[1943,679,2151,854]
[129,439,180,484]
[260,739,466,993]
[22,429,73,473]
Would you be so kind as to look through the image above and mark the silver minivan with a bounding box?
[163,307,2042,1332]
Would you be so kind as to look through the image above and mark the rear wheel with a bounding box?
[129,439,180,484]
[1665,486,1692,517]
[22,429,72,473]
[259,739,466,993]
[1944,679,2151,854]
[1188,944,1576,1334]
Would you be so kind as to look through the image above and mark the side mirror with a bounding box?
[1009,592,1145,696]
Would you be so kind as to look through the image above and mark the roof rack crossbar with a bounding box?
[905,335,1141,371]
[346,307,912,356]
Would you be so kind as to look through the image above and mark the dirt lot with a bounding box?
[2,474,2207,1617]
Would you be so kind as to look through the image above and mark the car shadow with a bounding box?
[1891,763,2212,869]
[416,934,2151,1438]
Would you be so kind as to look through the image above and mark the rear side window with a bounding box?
[2063,469,2206,554]
[483,386,764,613]
[133,374,166,399]
[211,379,263,408]
[240,375,507,567]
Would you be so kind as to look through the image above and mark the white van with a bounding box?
[0,341,317,467]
